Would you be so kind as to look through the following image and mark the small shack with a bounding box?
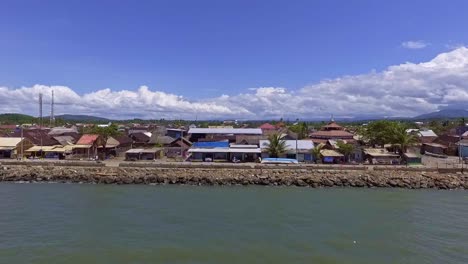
[421,143,447,156]
[125,148,163,161]
[320,149,344,164]
[363,148,400,165]
[0,137,34,159]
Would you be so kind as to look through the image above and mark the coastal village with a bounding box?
[0,115,467,168]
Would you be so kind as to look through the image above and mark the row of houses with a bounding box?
[182,123,410,164]
[1,119,467,163]
[0,123,195,160]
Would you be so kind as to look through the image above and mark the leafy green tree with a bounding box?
[459,117,466,127]
[264,133,287,158]
[336,140,354,162]
[90,123,120,159]
[289,122,309,139]
[358,120,398,147]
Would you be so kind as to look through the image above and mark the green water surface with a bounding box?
[1,183,467,263]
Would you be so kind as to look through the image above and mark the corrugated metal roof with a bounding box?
[126,148,144,153]
[419,130,437,137]
[0,137,23,147]
[259,140,314,150]
[229,144,258,148]
[149,135,175,145]
[423,143,447,148]
[53,136,75,146]
[193,141,230,148]
[48,127,79,135]
[26,146,57,152]
[258,123,276,130]
[363,148,400,157]
[125,148,162,154]
[76,134,99,145]
[320,149,344,157]
[188,128,262,135]
[140,148,162,153]
[51,146,74,153]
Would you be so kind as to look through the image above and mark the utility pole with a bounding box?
[39,93,43,157]
[20,124,23,160]
[50,90,55,127]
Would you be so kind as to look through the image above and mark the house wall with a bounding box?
[72,146,98,159]
[461,146,468,158]
[0,150,13,159]
[140,153,156,160]
[422,145,446,155]
[261,152,311,162]
[367,156,400,165]
[191,152,229,161]
[15,141,34,157]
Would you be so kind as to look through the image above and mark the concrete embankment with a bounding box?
[0,162,467,189]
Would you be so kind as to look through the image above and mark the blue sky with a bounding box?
[1,0,468,119]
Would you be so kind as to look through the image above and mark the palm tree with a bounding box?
[389,124,418,154]
[311,144,323,163]
[264,133,287,158]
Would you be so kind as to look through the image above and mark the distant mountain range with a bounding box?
[1,109,468,124]
[413,109,468,120]
[53,114,110,122]
[0,113,37,124]
[0,113,110,124]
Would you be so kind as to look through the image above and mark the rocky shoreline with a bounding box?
[1,165,467,189]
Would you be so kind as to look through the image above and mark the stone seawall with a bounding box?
[1,165,467,189]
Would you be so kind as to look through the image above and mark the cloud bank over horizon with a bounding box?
[1,47,468,120]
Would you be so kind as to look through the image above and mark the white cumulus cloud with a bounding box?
[1,47,468,120]
[401,40,428,49]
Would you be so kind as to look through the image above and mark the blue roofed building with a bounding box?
[187,140,261,162]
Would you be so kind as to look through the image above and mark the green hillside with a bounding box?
[0,113,37,125]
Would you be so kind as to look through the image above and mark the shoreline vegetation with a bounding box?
[0,161,467,189]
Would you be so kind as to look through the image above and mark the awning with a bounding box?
[320,149,344,157]
[26,146,43,152]
[98,144,119,149]
[72,145,92,149]
[50,146,74,153]
[26,145,71,153]
[363,149,400,158]
[126,148,144,154]
[140,148,163,153]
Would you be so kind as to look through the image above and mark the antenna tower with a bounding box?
[39,93,43,128]
[50,90,55,127]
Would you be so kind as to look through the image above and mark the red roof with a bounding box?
[259,123,276,130]
[76,134,100,145]
[323,122,344,130]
